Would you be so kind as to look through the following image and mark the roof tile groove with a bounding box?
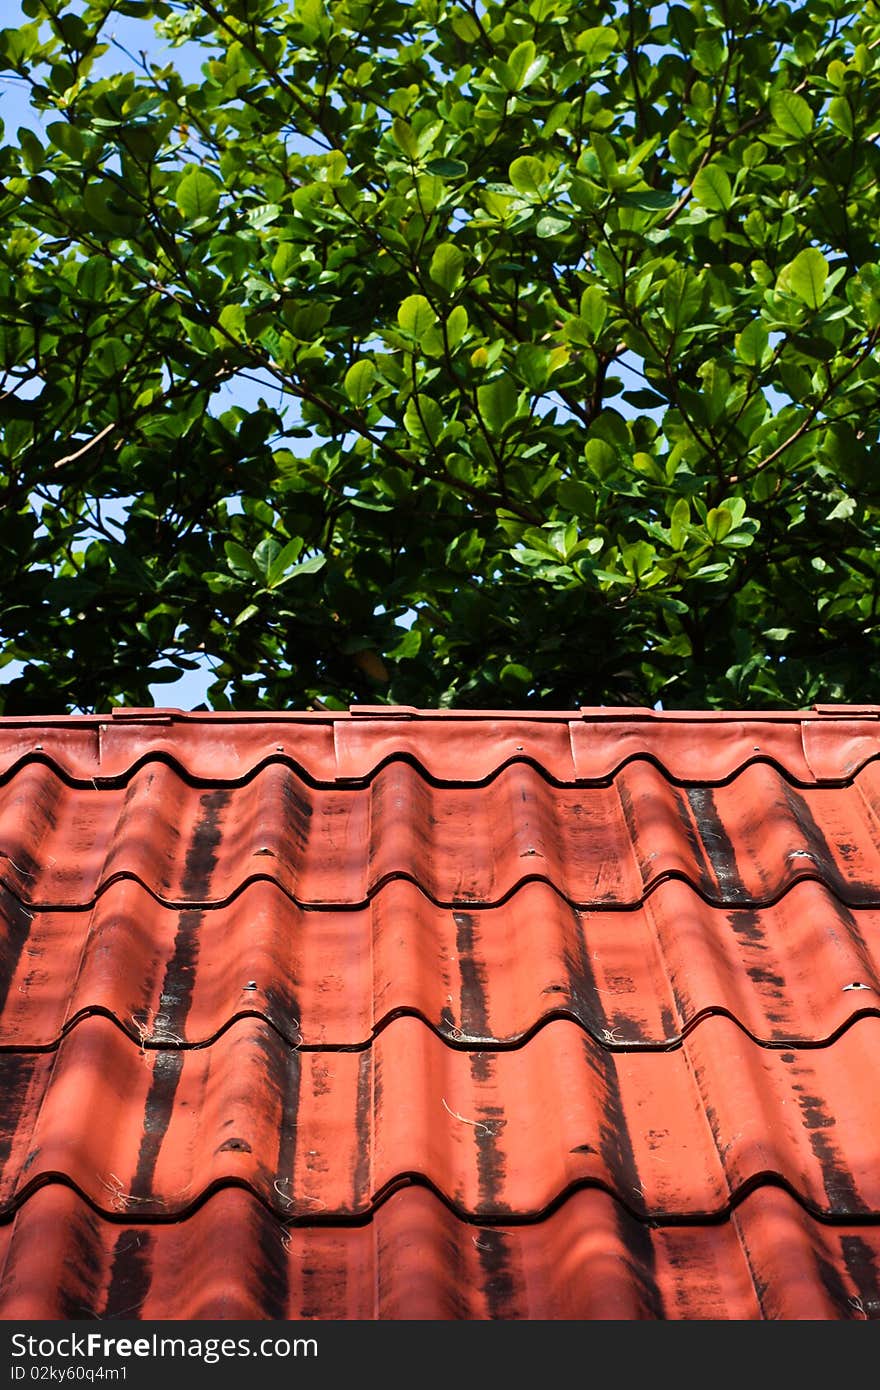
[2,710,880,1319]
[1,1013,880,1220]
[1,1185,879,1320]
[5,759,880,909]
[1,876,879,1049]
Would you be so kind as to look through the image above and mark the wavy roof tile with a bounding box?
[1,705,880,1320]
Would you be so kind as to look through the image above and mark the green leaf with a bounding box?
[617,189,678,210]
[219,303,247,339]
[622,541,655,579]
[96,339,128,377]
[477,376,519,434]
[291,303,330,339]
[575,26,618,64]
[558,478,594,514]
[424,157,468,178]
[224,541,259,579]
[429,243,465,294]
[662,268,702,331]
[272,242,299,281]
[391,118,419,160]
[579,287,607,339]
[585,437,617,478]
[344,359,376,407]
[508,156,547,197]
[624,389,666,410]
[445,304,469,349]
[706,507,733,542]
[503,40,548,91]
[516,343,551,391]
[783,248,829,309]
[451,11,480,41]
[827,495,856,521]
[827,96,854,139]
[693,164,733,212]
[398,294,438,337]
[736,319,769,366]
[404,393,445,444]
[274,554,326,583]
[247,203,281,229]
[46,121,85,160]
[669,497,690,550]
[770,90,814,140]
[77,257,111,299]
[536,214,569,237]
[176,167,222,221]
[388,626,422,660]
[294,0,329,40]
[500,662,533,685]
[266,538,305,587]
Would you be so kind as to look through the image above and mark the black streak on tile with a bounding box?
[686,788,748,901]
[794,1086,867,1215]
[252,1202,289,1320]
[474,1228,517,1320]
[56,1204,107,1320]
[0,888,36,1017]
[132,792,228,1197]
[102,1229,153,1320]
[455,910,491,1053]
[842,1235,880,1318]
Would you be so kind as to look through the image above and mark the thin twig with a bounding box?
[441,1096,499,1137]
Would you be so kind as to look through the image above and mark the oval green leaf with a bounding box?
[736,318,769,367]
[397,294,438,337]
[445,303,469,349]
[508,156,546,197]
[477,375,518,434]
[785,247,828,309]
[429,243,465,294]
[344,359,376,408]
[176,167,221,221]
[770,90,814,140]
[693,164,733,212]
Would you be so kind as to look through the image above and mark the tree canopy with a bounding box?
[2,0,880,712]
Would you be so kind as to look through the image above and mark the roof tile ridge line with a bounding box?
[59,896,102,1043]
[332,721,343,782]
[12,863,880,919]
[14,998,880,1060]
[676,1005,737,1219]
[566,718,579,781]
[10,745,880,793]
[0,707,858,730]
[852,776,880,879]
[800,716,820,782]
[729,1194,771,1319]
[367,888,377,1270]
[610,772,648,902]
[6,1166,875,1234]
[0,1174,802,1256]
[4,705,880,731]
[370,1061,380,1321]
[640,885,683,1052]
[0,747,773,793]
[0,1152,19,1298]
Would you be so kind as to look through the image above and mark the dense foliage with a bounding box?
[2,0,880,711]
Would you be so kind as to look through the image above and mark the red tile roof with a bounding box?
[2,705,880,1320]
